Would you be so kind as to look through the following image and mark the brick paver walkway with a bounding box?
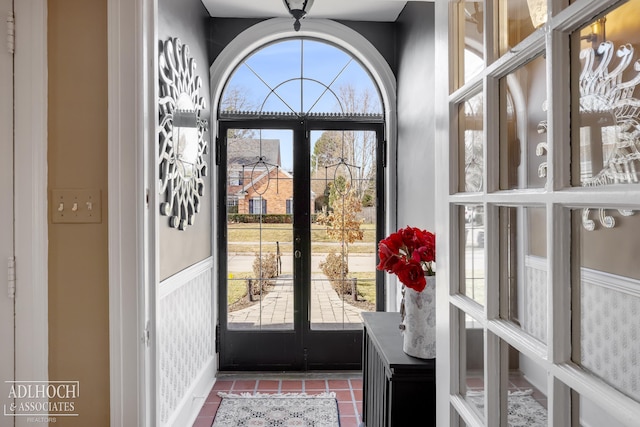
[228,274,365,330]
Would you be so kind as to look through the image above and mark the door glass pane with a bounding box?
[573,208,640,401]
[460,310,485,421]
[459,91,485,192]
[498,342,548,425]
[499,206,547,343]
[459,1,485,88]
[461,204,486,305]
[576,389,628,426]
[499,55,548,190]
[226,129,294,330]
[311,129,377,330]
[499,0,547,56]
[572,0,640,187]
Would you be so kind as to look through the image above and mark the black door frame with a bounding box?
[217,116,385,371]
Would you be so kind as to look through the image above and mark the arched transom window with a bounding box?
[220,38,383,117]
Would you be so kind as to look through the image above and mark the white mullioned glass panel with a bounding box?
[440,0,640,426]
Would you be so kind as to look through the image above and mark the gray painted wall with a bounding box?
[158,0,212,280]
[395,2,436,232]
[208,18,397,75]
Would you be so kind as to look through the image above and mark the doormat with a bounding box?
[466,389,547,427]
[212,392,340,427]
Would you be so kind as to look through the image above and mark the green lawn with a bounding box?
[351,271,376,307]
[225,223,379,307]
[226,223,378,254]
[227,272,252,305]
[227,223,377,242]
[226,271,378,308]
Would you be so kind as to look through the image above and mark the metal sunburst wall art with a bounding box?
[158,37,209,230]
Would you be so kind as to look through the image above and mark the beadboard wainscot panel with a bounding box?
[581,268,640,402]
[524,255,548,343]
[158,257,215,427]
[524,256,640,425]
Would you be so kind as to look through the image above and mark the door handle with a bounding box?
[294,235,301,259]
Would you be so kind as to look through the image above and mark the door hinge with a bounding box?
[7,11,14,55]
[7,257,15,299]
[145,188,150,208]
[143,320,150,347]
[215,137,220,166]
[215,324,220,353]
[382,139,387,168]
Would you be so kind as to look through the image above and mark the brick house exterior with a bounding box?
[227,138,315,215]
[235,167,294,214]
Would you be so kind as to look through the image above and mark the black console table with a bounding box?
[361,312,436,427]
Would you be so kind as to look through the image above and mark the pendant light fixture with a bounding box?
[283,0,314,31]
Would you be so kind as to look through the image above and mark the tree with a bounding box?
[311,84,379,201]
[316,182,364,297]
[311,131,342,172]
[220,85,258,139]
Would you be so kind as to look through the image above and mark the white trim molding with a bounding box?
[13,5,49,427]
[108,0,154,425]
[159,257,213,299]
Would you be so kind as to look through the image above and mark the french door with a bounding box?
[437,0,640,426]
[217,118,384,370]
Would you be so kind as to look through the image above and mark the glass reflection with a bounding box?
[461,205,486,305]
[499,0,547,56]
[460,92,485,193]
[499,206,547,343]
[499,55,547,190]
[499,342,548,424]
[461,311,485,421]
[573,0,640,187]
[574,209,640,402]
[461,1,485,87]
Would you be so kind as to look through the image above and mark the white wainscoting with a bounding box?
[524,256,548,344]
[158,257,215,427]
[580,267,640,402]
[524,256,640,424]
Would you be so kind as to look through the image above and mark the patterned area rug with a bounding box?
[212,392,340,427]
[466,390,547,427]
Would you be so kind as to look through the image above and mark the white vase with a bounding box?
[400,276,436,359]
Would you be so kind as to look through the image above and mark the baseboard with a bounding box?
[164,355,216,427]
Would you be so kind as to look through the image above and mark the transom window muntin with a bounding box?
[220,38,383,118]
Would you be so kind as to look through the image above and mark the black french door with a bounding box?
[217,117,384,370]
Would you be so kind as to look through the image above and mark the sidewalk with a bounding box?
[227,274,366,330]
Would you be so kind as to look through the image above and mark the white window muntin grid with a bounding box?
[445,0,640,426]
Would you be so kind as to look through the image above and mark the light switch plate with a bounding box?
[51,189,102,224]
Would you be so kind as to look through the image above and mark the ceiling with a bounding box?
[201,0,417,22]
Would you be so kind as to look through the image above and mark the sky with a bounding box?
[223,39,382,171]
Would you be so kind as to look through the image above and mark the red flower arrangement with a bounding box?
[376,226,435,292]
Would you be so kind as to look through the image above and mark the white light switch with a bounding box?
[51,189,102,224]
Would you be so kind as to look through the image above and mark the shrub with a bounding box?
[251,252,279,293]
[319,252,353,295]
[228,214,293,224]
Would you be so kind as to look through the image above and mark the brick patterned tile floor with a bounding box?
[192,373,363,427]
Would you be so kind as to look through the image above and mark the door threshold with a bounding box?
[216,370,362,379]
